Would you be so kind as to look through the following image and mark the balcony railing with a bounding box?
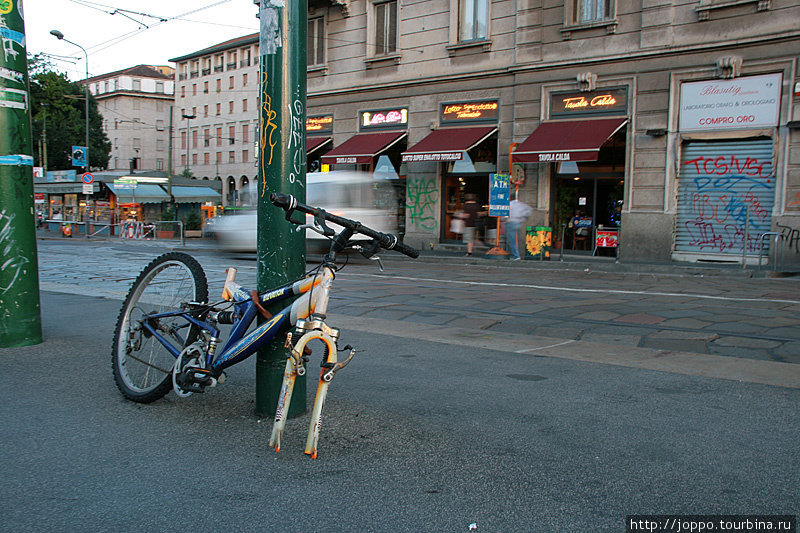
[201,68,211,76]
[227,62,236,70]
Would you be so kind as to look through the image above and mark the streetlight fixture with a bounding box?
[181,113,196,178]
[50,30,89,173]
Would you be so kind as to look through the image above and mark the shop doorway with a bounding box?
[550,127,626,252]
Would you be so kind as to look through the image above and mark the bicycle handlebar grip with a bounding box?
[391,239,420,259]
[269,192,293,210]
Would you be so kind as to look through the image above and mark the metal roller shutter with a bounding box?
[676,139,775,257]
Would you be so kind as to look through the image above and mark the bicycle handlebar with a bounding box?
[270,193,420,259]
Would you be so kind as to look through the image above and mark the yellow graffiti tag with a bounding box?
[260,72,278,197]
[0,0,13,15]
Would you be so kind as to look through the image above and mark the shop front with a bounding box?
[514,88,629,254]
[674,73,782,262]
[402,100,499,245]
[306,114,333,173]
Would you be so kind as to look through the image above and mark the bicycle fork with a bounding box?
[269,325,355,458]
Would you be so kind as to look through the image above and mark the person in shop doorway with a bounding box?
[462,193,484,256]
[505,197,533,260]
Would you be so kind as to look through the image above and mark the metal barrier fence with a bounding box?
[41,219,184,246]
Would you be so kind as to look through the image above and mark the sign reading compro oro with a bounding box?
[679,73,782,132]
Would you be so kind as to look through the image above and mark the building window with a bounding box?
[181,86,185,98]
[572,0,613,23]
[204,129,211,147]
[192,130,198,149]
[216,127,223,146]
[216,152,222,163]
[157,139,165,151]
[373,1,398,56]
[104,81,109,92]
[204,81,209,93]
[242,124,249,144]
[216,103,221,116]
[242,150,249,163]
[229,76,234,89]
[308,16,325,66]
[156,158,164,171]
[132,138,141,150]
[181,131,187,150]
[216,78,221,92]
[204,105,209,118]
[132,79,141,91]
[181,154,186,167]
[229,101,234,114]
[204,153,210,165]
[192,83,197,96]
[229,151,236,163]
[459,0,489,42]
[229,126,236,144]
[242,99,248,112]
[156,120,165,131]
[242,73,248,86]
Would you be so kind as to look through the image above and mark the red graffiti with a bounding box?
[683,154,771,179]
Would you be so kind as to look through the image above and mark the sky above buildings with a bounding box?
[23,0,259,80]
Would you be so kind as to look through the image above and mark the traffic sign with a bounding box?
[81,172,94,184]
[82,183,93,195]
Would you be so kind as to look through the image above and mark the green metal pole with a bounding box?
[255,0,307,417]
[0,0,43,347]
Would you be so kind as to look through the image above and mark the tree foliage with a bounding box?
[28,54,111,171]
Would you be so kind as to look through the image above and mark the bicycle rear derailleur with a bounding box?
[172,342,224,397]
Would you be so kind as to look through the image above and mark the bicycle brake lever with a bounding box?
[369,255,385,272]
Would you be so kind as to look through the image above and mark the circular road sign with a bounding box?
[82,173,94,184]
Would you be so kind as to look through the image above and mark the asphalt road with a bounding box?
[1,236,797,531]
[2,291,798,532]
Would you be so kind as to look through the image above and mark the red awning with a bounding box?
[320,131,407,165]
[401,126,498,163]
[513,118,627,163]
[306,136,332,155]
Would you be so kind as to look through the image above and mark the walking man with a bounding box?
[505,197,533,260]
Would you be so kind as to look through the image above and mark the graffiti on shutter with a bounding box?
[676,139,775,256]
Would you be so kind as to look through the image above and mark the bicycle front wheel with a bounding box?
[112,252,208,403]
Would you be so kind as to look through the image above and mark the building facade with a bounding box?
[174,0,800,266]
[169,35,260,207]
[87,65,175,173]
[299,0,800,266]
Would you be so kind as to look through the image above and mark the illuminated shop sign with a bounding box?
[306,115,333,134]
[360,108,408,130]
[441,100,499,124]
[550,88,628,117]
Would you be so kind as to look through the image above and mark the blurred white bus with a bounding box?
[214,171,403,253]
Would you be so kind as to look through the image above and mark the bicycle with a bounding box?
[111,193,418,458]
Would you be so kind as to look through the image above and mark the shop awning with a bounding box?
[307,136,332,155]
[320,131,407,165]
[401,126,497,163]
[105,183,170,204]
[170,186,221,204]
[513,118,627,163]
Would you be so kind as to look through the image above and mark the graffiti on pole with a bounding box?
[259,72,278,197]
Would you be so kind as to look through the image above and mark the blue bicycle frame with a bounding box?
[139,266,334,376]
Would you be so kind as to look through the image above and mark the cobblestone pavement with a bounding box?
[35,235,800,366]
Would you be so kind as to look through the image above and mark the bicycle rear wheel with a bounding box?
[112,252,208,402]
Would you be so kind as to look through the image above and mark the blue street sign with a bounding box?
[72,146,87,167]
[489,173,510,217]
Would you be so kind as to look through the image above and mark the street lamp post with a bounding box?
[181,114,196,178]
[50,30,89,173]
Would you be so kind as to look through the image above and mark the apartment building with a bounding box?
[169,35,260,207]
[175,0,800,265]
[88,65,174,173]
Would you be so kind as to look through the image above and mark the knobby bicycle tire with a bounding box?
[112,252,208,403]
